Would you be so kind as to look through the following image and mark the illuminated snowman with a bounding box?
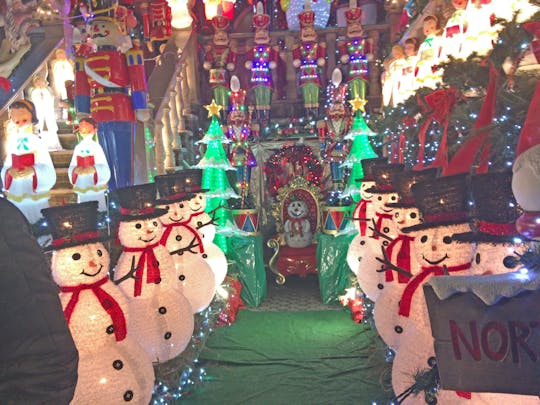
[183,169,228,286]
[284,199,313,248]
[42,201,154,405]
[373,168,437,351]
[113,183,194,363]
[391,174,476,403]
[155,171,216,313]
[346,157,387,274]
[68,117,111,211]
[1,99,56,224]
[356,163,403,302]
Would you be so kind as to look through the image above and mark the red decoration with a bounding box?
[217,276,245,326]
[121,242,162,297]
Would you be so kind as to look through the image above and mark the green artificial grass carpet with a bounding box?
[183,309,392,405]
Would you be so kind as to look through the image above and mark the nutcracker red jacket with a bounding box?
[0,198,78,404]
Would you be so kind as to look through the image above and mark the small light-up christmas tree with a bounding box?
[342,97,378,202]
[195,100,239,253]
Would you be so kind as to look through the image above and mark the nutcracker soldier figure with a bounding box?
[292,0,326,119]
[141,0,173,55]
[203,12,236,117]
[338,0,373,101]
[74,1,150,191]
[245,2,279,123]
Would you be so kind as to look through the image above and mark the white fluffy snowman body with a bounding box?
[185,192,228,286]
[114,217,194,362]
[51,242,154,405]
[158,200,216,313]
[391,222,475,402]
[356,191,399,301]
[374,206,422,350]
[284,199,313,248]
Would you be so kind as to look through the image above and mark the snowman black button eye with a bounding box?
[199,195,203,200]
[503,255,518,269]
[135,223,142,229]
[360,240,365,246]
[72,253,81,261]
[390,196,397,201]
[410,212,417,219]
[165,205,169,210]
[97,249,103,257]
[383,227,390,233]
[420,235,428,243]
[153,221,158,227]
[443,236,452,244]
[378,196,382,201]
[179,203,184,208]
[395,212,399,218]
[475,253,481,264]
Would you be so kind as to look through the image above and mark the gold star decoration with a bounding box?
[349,97,368,113]
[204,100,223,118]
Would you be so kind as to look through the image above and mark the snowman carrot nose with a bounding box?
[88,259,97,267]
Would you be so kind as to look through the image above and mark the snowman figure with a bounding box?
[68,117,111,211]
[41,201,154,405]
[113,183,194,363]
[347,157,387,274]
[1,99,56,224]
[183,169,229,286]
[155,171,216,313]
[390,174,476,404]
[284,198,313,248]
[373,168,437,351]
[355,163,403,302]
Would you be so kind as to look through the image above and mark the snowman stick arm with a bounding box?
[114,255,140,285]
[375,246,412,279]
[169,236,200,256]
[368,219,394,242]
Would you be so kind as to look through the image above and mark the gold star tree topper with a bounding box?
[348,97,368,113]
[204,100,223,118]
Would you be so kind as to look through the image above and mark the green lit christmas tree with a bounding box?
[342,98,378,203]
[195,100,239,253]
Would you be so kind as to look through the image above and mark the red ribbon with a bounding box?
[122,242,161,297]
[477,220,517,236]
[373,212,394,239]
[415,88,457,170]
[423,211,468,223]
[60,277,127,342]
[119,206,156,216]
[52,231,100,248]
[353,199,371,236]
[384,234,414,283]
[399,262,471,317]
[160,221,204,253]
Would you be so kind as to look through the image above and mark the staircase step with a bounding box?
[58,133,78,150]
[49,189,77,206]
[53,168,72,189]
[50,150,73,168]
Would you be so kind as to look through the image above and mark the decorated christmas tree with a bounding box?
[195,100,239,253]
[341,97,378,202]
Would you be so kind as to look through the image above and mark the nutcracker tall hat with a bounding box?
[365,163,405,193]
[453,171,524,243]
[212,13,230,32]
[345,0,362,25]
[115,183,168,221]
[155,169,209,204]
[355,157,388,182]
[253,2,270,31]
[42,201,112,251]
[386,168,438,208]
[298,0,315,30]
[402,174,471,233]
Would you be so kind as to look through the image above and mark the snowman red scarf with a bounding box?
[122,242,161,297]
[61,277,127,341]
[353,198,372,236]
[160,220,204,253]
[384,234,414,283]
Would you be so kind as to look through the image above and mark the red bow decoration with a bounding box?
[122,242,162,297]
[60,277,127,342]
[384,234,414,283]
[353,199,371,236]
[414,88,458,170]
[399,262,471,317]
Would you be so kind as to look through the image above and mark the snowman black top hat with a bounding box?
[155,169,209,204]
[115,183,168,221]
[365,163,405,194]
[42,201,111,251]
[355,157,388,182]
[386,168,439,209]
[402,174,471,233]
[453,171,525,243]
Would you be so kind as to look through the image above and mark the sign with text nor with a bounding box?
[424,284,540,395]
